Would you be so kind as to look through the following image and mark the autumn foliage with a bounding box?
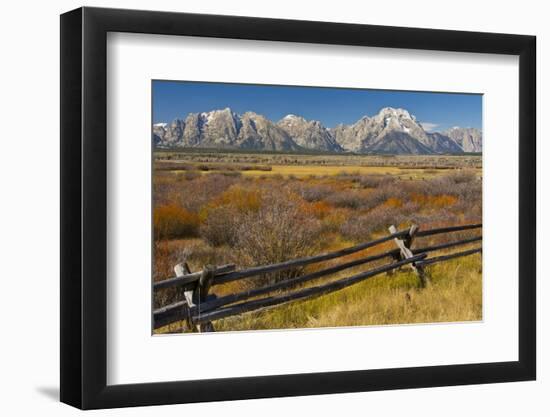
[153,158,482,329]
[153,205,200,240]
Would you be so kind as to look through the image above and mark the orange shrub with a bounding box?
[411,193,458,208]
[384,197,403,208]
[207,185,262,214]
[301,200,332,219]
[154,205,200,240]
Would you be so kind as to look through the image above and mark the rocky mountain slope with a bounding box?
[153,107,482,154]
[330,107,470,154]
[276,114,343,152]
[443,127,483,153]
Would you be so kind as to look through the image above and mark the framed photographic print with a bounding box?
[60,6,536,409]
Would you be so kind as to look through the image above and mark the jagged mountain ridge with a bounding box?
[153,108,299,152]
[153,107,482,154]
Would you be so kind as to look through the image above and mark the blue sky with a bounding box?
[152,80,482,132]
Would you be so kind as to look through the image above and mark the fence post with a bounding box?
[389,224,430,288]
[193,265,216,332]
[386,251,401,276]
[174,262,198,332]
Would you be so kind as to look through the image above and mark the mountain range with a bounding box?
[153,107,482,154]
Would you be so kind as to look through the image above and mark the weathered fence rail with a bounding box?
[153,222,482,332]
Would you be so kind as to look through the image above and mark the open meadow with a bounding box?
[153,150,482,333]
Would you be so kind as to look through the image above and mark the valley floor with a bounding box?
[153,151,482,333]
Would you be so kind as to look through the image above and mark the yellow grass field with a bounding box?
[156,150,482,179]
[178,163,450,178]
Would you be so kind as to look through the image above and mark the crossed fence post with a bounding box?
[174,263,216,333]
[388,224,430,288]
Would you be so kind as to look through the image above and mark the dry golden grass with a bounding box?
[242,164,407,178]
[213,252,482,332]
[155,251,481,334]
[168,163,479,179]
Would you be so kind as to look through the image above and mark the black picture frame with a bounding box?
[60,6,536,410]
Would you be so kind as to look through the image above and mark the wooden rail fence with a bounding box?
[153,223,482,332]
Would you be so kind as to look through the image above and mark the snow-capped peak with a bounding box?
[198,107,239,125]
[279,114,311,126]
[282,114,306,122]
[377,107,415,120]
[153,122,167,128]
[200,111,214,124]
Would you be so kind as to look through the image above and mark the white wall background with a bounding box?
[0,0,545,415]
